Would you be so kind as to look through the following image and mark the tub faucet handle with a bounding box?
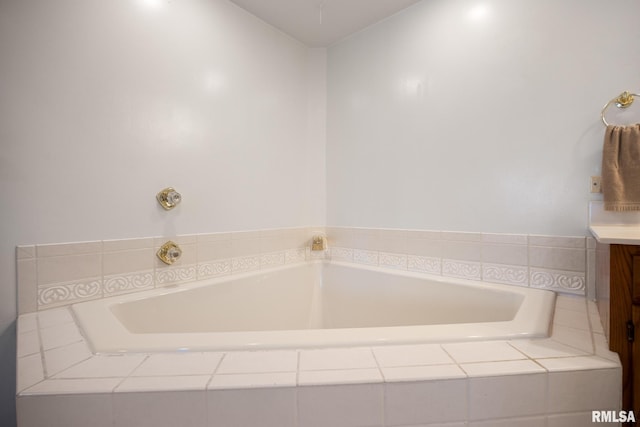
[157,241,182,265]
[311,235,327,251]
[157,187,182,210]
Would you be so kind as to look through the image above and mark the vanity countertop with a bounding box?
[589,224,640,245]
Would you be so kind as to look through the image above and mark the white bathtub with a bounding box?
[72,261,556,353]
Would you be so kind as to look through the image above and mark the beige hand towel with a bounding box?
[602,124,640,211]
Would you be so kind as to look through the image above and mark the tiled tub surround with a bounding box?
[17,227,595,316]
[16,228,608,425]
[327,228,594,297]
[17,295,620,427]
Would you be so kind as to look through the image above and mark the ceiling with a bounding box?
[228,0,423,47]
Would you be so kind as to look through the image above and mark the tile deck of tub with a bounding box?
[16,294,622,427]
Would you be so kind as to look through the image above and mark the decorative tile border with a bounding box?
[530,268,586,295]
[379,252,407,270]
[103,271,154,297]
[482,263,528,287]
[197,259,232,280]
[329,247,353,262]
[156,264,197,287]
[442,259,482,280]
[353,249,378,266]
[37,278,102,310]
[407,255,441,275]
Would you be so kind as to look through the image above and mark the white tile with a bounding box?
[36,241,102,257]
[589,311,605,334]
[197,236,232,262]
[528,235,585,248]
[40,322,83,350]
[547,368,621,413]
[17,245,36,259]
[406,236,442,257]
[481,233,528,245]
[208,387,296,427]
[442,241,481,262]
[352,228,381,251]
[22,378,120,395]
[593,333,620,362]
[54,354,146,378]
[44,341,93,376]
[555,294,587,312]
[131,352,223,376]
[468,373,546,420]
[509,338,589,359]
[482,243,528,265]
[528,246,585,272]
[154,234,198,246]
[326,227,354,248]
[298,368,382,385]
[17,313,38,334]
[209,372,297,389]
[37,307,75,328]
[216,350,298,374]
[17,259,37,314]
[17,353,44,393]
[442,231,482,242]
[103,248,154,275]
[298,383,383,427]
[378,229,408,253]
[103,237,153,252]
[382,364,466,382]
[553,307,589,330]
[17,329,40,357]
[550,324,593,353]
[17,393,113,427]
[113,390,207,427]
[469,416,546,426]
[442,341,526,363]
[37,253,102,284]
[385,379,467,425]
[299,347,377,371]
[537,356,620,372]
[116,375,210,392]
[373,344,453,367]
[461,360,545,377]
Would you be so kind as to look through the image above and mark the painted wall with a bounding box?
[0,0,324,423]
[327,0,640,236]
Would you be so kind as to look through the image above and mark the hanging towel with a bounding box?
[602,124,640,211]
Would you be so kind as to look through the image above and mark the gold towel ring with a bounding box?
[601,91,640,126]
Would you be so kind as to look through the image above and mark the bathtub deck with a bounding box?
[16,294,621,427]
